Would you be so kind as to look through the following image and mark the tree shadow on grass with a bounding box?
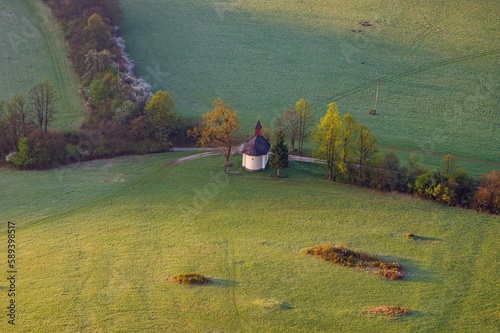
[379,256,435,284]
[406,233,443,242]
[209,279,240,288]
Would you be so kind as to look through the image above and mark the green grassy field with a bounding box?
[119,0,499,174]
[2,153,498,332]
[0,0,85,130]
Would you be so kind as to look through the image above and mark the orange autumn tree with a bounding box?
[190,98,240,172]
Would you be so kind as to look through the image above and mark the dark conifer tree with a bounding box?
[270,129,289,177]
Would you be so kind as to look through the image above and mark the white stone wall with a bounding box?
[242,154,266,171]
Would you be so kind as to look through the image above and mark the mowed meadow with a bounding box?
[1,152,499,332]
[120,0,500,175]
[0,0,84,130]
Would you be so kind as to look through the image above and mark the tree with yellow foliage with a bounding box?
[313,102,342,181]
[145,90,177,150]
[190,98,240,172]
[295,98,314,154]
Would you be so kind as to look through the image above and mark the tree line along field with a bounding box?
[119,0,499,174]
[0,0,84,130]
[1,152,498,332]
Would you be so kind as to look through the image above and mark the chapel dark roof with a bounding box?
[241,134,270,156]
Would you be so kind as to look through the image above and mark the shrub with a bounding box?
[303,243,404,280]
[27,130,68,169]
[373,151,404,191]
[10,137,32,169]
[474,171,500,214]
[366,306,409,319]
[168,273,212,285]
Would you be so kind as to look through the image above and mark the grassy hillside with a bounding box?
[0,0,85,130]
[119,0,499,174]
[2,153,498,332]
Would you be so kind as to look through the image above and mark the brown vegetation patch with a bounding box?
[406,232,416,240]
[365,306,409,319]
[168,273,212,285]
[303,243,405,280]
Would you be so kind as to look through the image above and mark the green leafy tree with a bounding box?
[295,98,314,154]
[83,13,113,52]
[405,154,427,192]
[144,90,178,150]
[338,113,359,180]
[11,137,32,169]
[269,129,289,177]
[189,98,240,172]
[440,154,458,175]
[313,102,342,181]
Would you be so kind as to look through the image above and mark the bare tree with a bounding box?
[29,79,57,133]
[295,98,315,154]
[276,108,299,152]
[8,93,33,138]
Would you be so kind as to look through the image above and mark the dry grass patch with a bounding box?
[168,273,212,285]
[365,306,410,319]
[303,243,405,280]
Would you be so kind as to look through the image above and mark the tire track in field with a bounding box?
[378,144,500,167]
[19,152,206,231]
[421,221,500,330]
[22,0,85,128]
[329,49,500,103]
[381,25,435,79]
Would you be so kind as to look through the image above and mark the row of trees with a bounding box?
[187,97,498,214]
[276,98,315,154]
[0,80,58,164]
[313,102,377,184]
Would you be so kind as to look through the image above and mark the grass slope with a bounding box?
[119,0,499,174]
[2,153,498,332]
[0,0,85,130]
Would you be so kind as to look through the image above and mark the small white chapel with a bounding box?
[241,119,271,172]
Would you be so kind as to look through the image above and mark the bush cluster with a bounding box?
[303,243,405,280]
[328,150,498,214]
[168,273,212,285]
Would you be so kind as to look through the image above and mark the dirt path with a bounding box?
[169,148,320,167]
[169,151,222,166]
[169,147,498,173]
